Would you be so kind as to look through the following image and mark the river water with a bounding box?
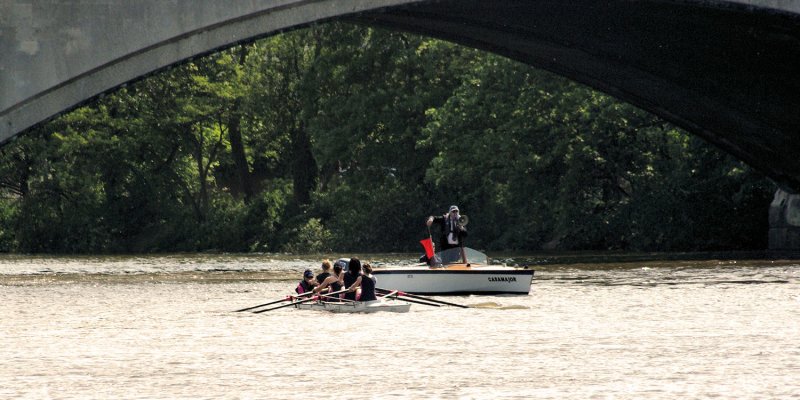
[1,254,798,399]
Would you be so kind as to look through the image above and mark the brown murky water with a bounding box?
[1,254,798,399]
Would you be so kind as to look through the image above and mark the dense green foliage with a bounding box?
[0,23,775,254]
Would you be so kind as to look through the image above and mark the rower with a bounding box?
[359,263,377,302]
[316,260,332,286]
[295,269,317,295]
[343,258,362,301]
[314,263,345,301]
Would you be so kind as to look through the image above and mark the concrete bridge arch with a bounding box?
[2,0,800,192]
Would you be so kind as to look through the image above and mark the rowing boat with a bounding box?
[293,297,411,313]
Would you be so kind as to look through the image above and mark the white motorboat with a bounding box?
[371,248,534,295]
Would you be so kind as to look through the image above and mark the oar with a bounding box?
[377,287,469,308]
[234,296,292,312]
[252,288,348,314]
[380,289,442,306]
[378,288,439,307]
[234,289,318,312]
[317,289,349,302]
[253,295,319,313]
[302,288,347,304]
[376,288,442,307]
[390,296,441,307]
[316,288,348,299]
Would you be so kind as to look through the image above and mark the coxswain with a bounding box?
[295,269,318,295]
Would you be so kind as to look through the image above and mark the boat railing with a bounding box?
[435,247,488,265]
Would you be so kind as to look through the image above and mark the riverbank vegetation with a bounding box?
[0,23,775,254]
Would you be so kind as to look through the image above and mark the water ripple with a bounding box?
[0,255,798,399]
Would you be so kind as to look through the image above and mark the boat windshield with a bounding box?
[435,247,488,265]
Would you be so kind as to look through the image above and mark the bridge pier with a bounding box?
[768,188,800,255]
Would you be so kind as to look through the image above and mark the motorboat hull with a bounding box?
[372,265,534,295]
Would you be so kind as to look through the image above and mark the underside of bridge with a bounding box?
[351,0,800,191]
[1,0,799,190]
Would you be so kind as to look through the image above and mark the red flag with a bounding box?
[419,238,434,258]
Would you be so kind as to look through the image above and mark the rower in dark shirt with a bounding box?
[314,263,345,301]
[343,258,362,301]
[329,265,344,293]
[316,259,332,285]
[359,263,377,302]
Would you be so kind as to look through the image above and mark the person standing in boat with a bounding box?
[426,205,468,252]
[295,269,318,295]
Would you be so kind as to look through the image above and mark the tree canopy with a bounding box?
[0,23,774,254]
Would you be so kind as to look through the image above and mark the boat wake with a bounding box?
[469,301,529,310]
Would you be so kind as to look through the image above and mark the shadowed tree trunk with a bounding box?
[228,45,254,202]
[290,121,317,206]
